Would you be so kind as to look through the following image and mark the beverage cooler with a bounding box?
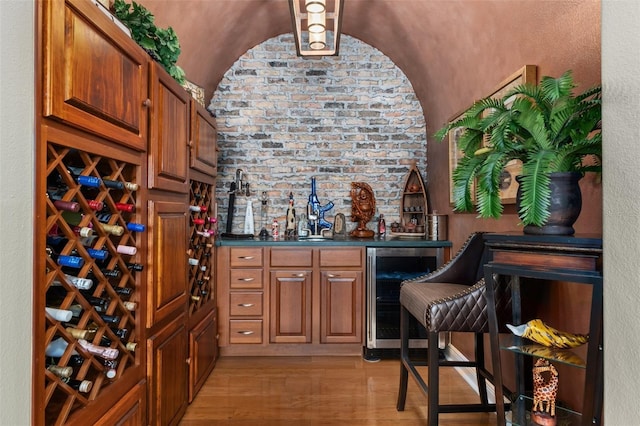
[365,247,448,359]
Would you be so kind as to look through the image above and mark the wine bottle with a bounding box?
[101,358,117,379]
[189,205,207,212]
[65,327,97,340]
[47,235,108,261]
[78,339,119,360]
[192,218,206,226]
[65,166,102,188]
[45,307,73,322]
[110,286,133,297]
[188,258,199,266]
[47,354,85,368]
[116,244,137,255]
[46,247,84,269]
[104,176,138,192]
[126,222,145,232]
[52,273,93,290]
[45,337,70,357]
[61,377,93,393]
[100,223,125,236]
[63,303,120,325]
[122,301,137,311]
[102,178,124,190]
[46,364,73,379]
[47,192,80,212]
[126,262,144,272]
[115,202,135,212]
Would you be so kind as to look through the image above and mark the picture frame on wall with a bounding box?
[447,65,537,206]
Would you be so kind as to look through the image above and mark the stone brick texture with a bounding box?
[210,34,427,235]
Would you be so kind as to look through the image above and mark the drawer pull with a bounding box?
[327,274,340,278]
[238,256,255,260]
[238,303,255,307]
[237,330,254,335]
[293,273,305,277]
[238,277,255,282]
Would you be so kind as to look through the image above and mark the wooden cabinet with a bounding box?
[217,245,364,355]
[147,313,189,426]
[94,381,147,426]
[319,248,364,344]
[188,308,218,402]
[146,196,189,327]
[148,63,191,193]
[42,0,149,151]
[190,100,218,176]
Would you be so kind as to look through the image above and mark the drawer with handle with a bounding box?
[229,268,263,289]
[229,320,263,344]
[229,247,263,267]
[229,292,263,316]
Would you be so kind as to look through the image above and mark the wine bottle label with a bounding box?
[99,223,124,236]
[115,202,135,212]
[47,365,73,379]
[76,175,101,188]
[126,222,145,232]
[116,245,137,255]
[53,200,80,212]
[87,199,104,210]
[45,307,73,322]
[102,179,124,189]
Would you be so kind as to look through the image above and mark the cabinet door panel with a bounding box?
[149,63,190,192]
[189,308,218,402]
[43,0,149,150]
[94,381,146,426]
[320,271,363,343]
[190,101,218,176]
[147,314,188,426]
[148,197,188,326]
[270,271,312,343]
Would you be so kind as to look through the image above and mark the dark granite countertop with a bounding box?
[216,235,452,248]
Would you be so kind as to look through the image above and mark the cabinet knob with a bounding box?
[142,99,151,107]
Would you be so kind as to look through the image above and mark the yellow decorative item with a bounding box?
[506,319,588,349]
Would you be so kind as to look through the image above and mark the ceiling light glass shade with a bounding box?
[305,0,326,13]
[289,0,343,57]
[309,31,327,50]
[307,11,326,34]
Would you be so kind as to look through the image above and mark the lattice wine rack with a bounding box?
[188,179,215,315]
[43,142,143,424]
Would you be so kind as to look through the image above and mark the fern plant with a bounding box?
[112,0,186,84]
[435,70,601,227]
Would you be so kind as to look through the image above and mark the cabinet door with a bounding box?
[42,0,149,151]
[148,63,190,193]
[190,100,218,176]
[320,270,363,344]
[147,196,189,326]
[270,270,312,343]
[94,381,147,426]
[188,308,219,402]
[147,313,188,426]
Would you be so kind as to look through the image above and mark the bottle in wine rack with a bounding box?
[104,176,139,192]
[189,205,207,212]
[47,247,84,269]
[78,339,118,360]
[45,337,69,357]
[61,377,93,393]
[52,273,93,290]
[63,303,121,325]
[126,262,144,272]
[126,222,145,232]
[101,359,117,379]
[47,191,80,212]
[192,218,206,226]
[114,202,135,212]
[46,363,73,379]
[65,166,102,188]
[116,244,137,256]
[47,235,109,261]
[65,327,97,340]
[45,307,73,322]
[48,354,85,369]
[110,286,133,298]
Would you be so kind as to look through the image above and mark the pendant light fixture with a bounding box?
[289,0,343,57]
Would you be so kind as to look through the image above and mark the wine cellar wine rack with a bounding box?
[43,140,144,425]
[188,180,216,316]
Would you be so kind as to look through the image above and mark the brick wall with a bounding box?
[209,34,427,235]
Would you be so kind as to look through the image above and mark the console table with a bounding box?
[483,233,603,426]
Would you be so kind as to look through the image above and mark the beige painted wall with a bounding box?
[0,1,34,425]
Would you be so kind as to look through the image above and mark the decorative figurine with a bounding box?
[532,358,559,426]
[350,182,376,238]
[307,177,334,234]
[271,218,279,239]
[506,319,589,349]
[333,213,346,238]
[285,192,296,239]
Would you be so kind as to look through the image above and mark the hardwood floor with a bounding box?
[179,356,498,425]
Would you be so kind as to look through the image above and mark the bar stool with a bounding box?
[396,232,510,425]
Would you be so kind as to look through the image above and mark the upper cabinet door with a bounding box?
[190,101,218,176]
[42,0,150,151]
[148,62,190,193]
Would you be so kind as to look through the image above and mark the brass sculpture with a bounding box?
[350,182,376,238]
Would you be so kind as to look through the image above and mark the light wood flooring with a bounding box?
[179,356,498,425]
